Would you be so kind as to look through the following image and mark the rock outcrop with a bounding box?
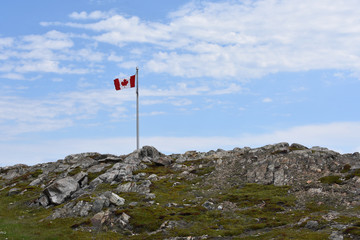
[1,144,360,239]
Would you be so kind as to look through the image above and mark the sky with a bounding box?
[1,0,360,167]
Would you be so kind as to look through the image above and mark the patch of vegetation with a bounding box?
[150,178,196,205]
[182,158,214,167]
[217,184,295,210]
[31,169,43,178]
[68,167,82,176]
[8,169,43,186]
[335,215,360,225]
[133,163,177,176]
[87,164,114,182]
[345,169,360,180]
[289,146,307,151]
[93,183,117,195]
[190,166,215,176]
[117,192,145,205]
[344,226,360,236]
[319,175,343,185]
[341,164,351,173]
[236,228,330,240]
[305,200,338,213]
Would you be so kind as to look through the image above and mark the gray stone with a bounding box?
[272,142,289,154]
[109,192,125,206]
[38,194,50,207]
[1,164,28,180]
[116,212,130,228]
[116,180,151,194]
[91,210,111,228]
[202,201,215,210]
[147,174,158,181]
[152,156,172,166]
[129,202,138,207]
[273,168,285,186]
[73,171,87,183]
[329,231,343,240]
[87,163,109,173]
[43,177,79,205]
[29,177,43,186]
[305,220,319,230]
[146,193,156,199]
[8,188,21,196]
[64,152,102,164]
[92,196,109,213]
[72,200,92,217]
[139,146,161,160]
[290,143,308,150]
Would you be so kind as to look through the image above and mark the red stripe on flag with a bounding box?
[114,78,121,90]
[130,75,135,88]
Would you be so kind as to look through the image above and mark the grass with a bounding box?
[319,175,343,185]
[133,163,178,176]
[345,169,360,180]
[217,184,295,210]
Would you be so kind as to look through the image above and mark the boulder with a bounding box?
[108,192,125,206]
[8,188,22,196]
[91,210,111,229]
[116,212,130,228]
[139,146,161,159]
[116,180,151,194]
[38,194,50,207]
[43,177,79,205]
[92,195,110,213]
[152,156,172,166]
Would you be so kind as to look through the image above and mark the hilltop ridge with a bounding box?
[1,143,360,239]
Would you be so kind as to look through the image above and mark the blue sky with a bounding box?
[1,0,360,167]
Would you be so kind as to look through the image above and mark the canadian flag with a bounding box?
[114,75,135,91]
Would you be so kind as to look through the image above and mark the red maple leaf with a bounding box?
[121,79,128,86]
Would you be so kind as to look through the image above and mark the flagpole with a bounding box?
[136,67,139,151]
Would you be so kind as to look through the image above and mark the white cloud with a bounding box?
[54,0,360,79]
[0,37,13,48]
[0,73,24,80]
[69,10,114,20]
[262,97,273,103]
[21,30,73,50]
[171,98,192,106]
[52,77,63,82]
[0,80,245,138]
[108,52,123,62]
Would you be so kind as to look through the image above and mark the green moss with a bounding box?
[319,175,343,185]
[31,169,43,178]
[133,164,177,176]
[150,178,196,205]
[93,183,117,195]
[87,164,114,182]
[341,164,351,173]
[335,216,360,224]
[217,184,295,210]
[8,169,43,185]
[345,169,360,180]
[289,146,307,151]
[182,158,214,167]
[236,228,330,240]
[190,166,215,176]
[117,192,144,205]
[344,226,360,236]
[68,167,82,176]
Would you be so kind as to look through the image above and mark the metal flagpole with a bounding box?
[136,67,139,151]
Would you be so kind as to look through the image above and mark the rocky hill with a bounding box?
[0,143,360,239]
